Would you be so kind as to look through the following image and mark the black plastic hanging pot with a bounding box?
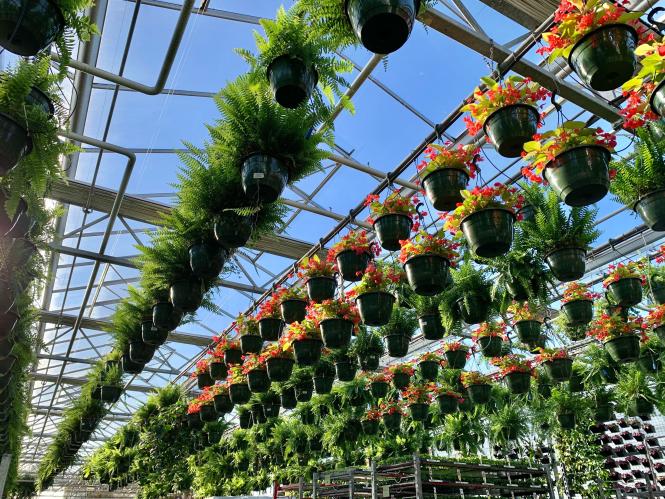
[129,340,155,364]
[404,254,450,296]
[336,250,371,281]
[0,112,30,177]
[514,320,541,345]
[199,404,218,423]
[483,104,539,158]
[543,146,610,207]
[267,55,318,109]
[121,354,143,374]
[631,398,654,417]
[214,212,253,249]
[345,0,419,55]
[437,394,459,414]
[240,153,289,204]
[634,190,665,232]
[650,282,665,305]
[189,242,227,280]
[385,334,410,357]
[280,299,307,324]
[418,312,445,340]
[421,167,469,212]
[221,348,241,367]
[504,371,531,394]
[295,379,314,402]
[604,335,641,363]
[545,247,586,282]
[478,336,503,357]
[335,360,357,382]
[305,276,336,302]
[187,412,203,429]
[238,410,253,429]
[240,334,263,354]
[0,311,19,339]
[409,403,429,421]
[142,319,169,347]
[392,372,411,390]
[359,352,381,371]
[638,352,661,374]
[208,360,228,381]
[169,278,204,313]
[197,372,214,390]
[456,293,490,325]
[373,213,412,251]
[545,358,573,382]
[362,419,380,435]
[229,383,251,404]
[7,238,36,268]
[214,393,233,415]
[100,386,122,404]
[152,301,182,332]
[370,381,389,399]
[557,412,576,430]
[418,360,439,381]
[460,208,515,258]
[293,339,322,365]
[382,412,402,432]
[568,24,637,91]
[466,384,491,404]
[0,0,64,56]
[595,404,614,423]
[314,375,334,394]
[650,80,665,118]
[258,317,283,341]
[266,357,294,382]
[444,349,467,369]
[569,371,584,392]
[320,318,353,349]
[263,403,281,419]
[247,369,270,393]
[607,277,643,308]
[356,291,395,326]
[561,299,594,326]
[280,387,297,409]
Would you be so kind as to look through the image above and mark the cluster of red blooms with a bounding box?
[191,358,209,378]
[240,352,266,374]
[378,399,406,416]
[533,348,571,364]
[489,354,533,377]
[401,383,436,405]
[328,230,380,259]
[365,407,382,421]
[347,262,403,296]
[561,281,600,304]
[187,389,214,414]
[646,304,665,329]
[210,335,241,358]
[297,255,337,279]
[441,341,469,354]
[443,183,524,233]
[587,312,644,342]
[364,192,425,228]
[602,261,645,288]
[307,298,361,328]
[256,292,282,321]
[655,245,665,264]
[472,321,507,341]
[416,142,481,179]
[385,362,415,376]
[398,230,461,265]
[620,85,659,130]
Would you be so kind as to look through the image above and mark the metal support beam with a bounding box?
[30,406,132,421]
[35,354,181,376]
[0,454,11,499]
[30,372,154,393]
[329,154,420,191]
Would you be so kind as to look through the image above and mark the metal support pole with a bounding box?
[313,472,318,499]
[543,464,556,499]
[371,460,377,499]
[329,153,420,191]
[0,454,12,498]
[298,476,304,499]
[414,453,424,499]
[349,469,355,498]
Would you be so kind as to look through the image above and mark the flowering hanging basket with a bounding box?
[504,371,531,394]
[418,360,439,381]
[400,230,458,296]
[208,360,228,381]
[258,317,284,341]
[266,357,295,382]
[436,393,460,414]
[562,299,594,326]
[247,369,270,393]
[336,249,371,282]
[229,383,251,404]
[374,213,413,251]
[461,208,516,258]
[240,334,263,354]
[514,320,542,345]
[293,338,323,365]
[305,276,337,302]
[478,335,503,357]
[544,357,573,383]
[484,104,540,158]
[280,298,308,324]
[213,393,234,414]
[466,384,491,405]
[604,335,641,363]
[345,0,419,55]
[443,344,468,370]
[224,348,243,366]
[370,380,389,399]
[607,278,643,308]
[319,318,353,349]
[240,153,289,204]
[356,291,395,326]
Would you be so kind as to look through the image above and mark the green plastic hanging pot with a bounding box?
[638,352,661,374]
[418,313,445,340]
[543,146,610,207]
[266,357,294,382]
[458,397,474,412]
[505,371,531,394]
[466,384,491,404]
[421,167,469,212]
[141,319,168,347]
[240,334,263,354]
[444,349,467,369]
[460,208,515,258]
[362,419,379,435]
[437,394,459,414]
[517,204,535,223]
[189,242,227,280]
[152,301,182,332]
[604,334,640,363]
[305,276,336,302]
[385,334,410,357]
[247,369,270,393]
[409,403,429,421]
[314,375,334,394]
[650,80,665,117]
[0,0,64,56]
[568,24,637,91]
[356,291,395,326]
[208,360,227,381]
[514,320,541,345]
[224,348,243,365]
[336,250,371,281]
[568,372,585,392]
[335,360,357,382]
[263,403,280,419]
[595,403,614,423]
[259,317,283,341]
[650,282,665,305]
[631,398,654,417]
[392,372,411,390]
[100,386,122,404]
[561,299,594,326]
[280,299,307,324]
[607,277,643,308]
[478,335,503,357]
[250,404,266,425]
[345,0,419,55]
[169,278,204,313]
[456,293,490,325]
[214,212,253,249]
[634,190,665,231]
[371,381,389,399]
[267,55,318,109]
[199,404,218,423]
[483,104,540,158]
[382,412,402,432]
[187,412,203,429]
[229,383,251,404]
[293,339,322,365]
[121,354,143,374]
[129,341,155,364]
[280,387,297,409]
[404,254,450,296]
[545,247,586,282]
[295,379,314,402]
[359,352,381,371]
[240,153,288,204]
[197,372,214,390]
[373,213,413,251]
[320,318,353,349]
[654,325,665,343]
[557,412,576,430]
[418,360,439,381]
[545,358,573,382]
[0,113,29,177]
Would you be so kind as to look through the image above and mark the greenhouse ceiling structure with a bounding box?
[2,0,665,496]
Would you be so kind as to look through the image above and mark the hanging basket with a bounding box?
[638,352,661,374]
[336,250,371,282]
[514,320,541,345]
[382,412,402,432]
[607,277,643,308]
[504,371,531,394]
[129,341,155,364]
[293,339,323,365]
[650,282,665,305]
[0,336,13,359]
[650,79,665,118]
[208,360,228,381]
[197,372,214,390]
[213,394,234,414]
[392,372,411,390]
[561,299,594,326]
[418,360,439,381]
[280,387,297,409]
[421,167,469,212]
[240,334,263,354]
[247,369,270,393]
[266,357,294,382]
[280,299,307,324]
[263,403,280,419]
[409,403,429,421]
[320,318,353,349]
[100,386,122,403]
[294,379,314,402]
[356,291,395,326]
[359,352,381,371]
[633,190,665,232]
[483,104,540,158]
[314,375,334,394]
[214,213,253,249]
[631,398,654,418]
[267,55,318,109]
[259,317,283,341]
[654,325,665,343]
[568,24,637,91]
[199,404,218,423]
[224,348,243,366]
[0,0,64,56]
[404,254,450,296]
[152,301,182,332]
[189,242,227,280]
[240,153,289,204]
[141,319,169,347]
[456,293,490,325]
[437,394,459,414]
[0,311,19,339]
[569,372,584,393]
[460,208,515,258]
[187,412,204,429]
[121,354,143,374]
[604,334,641,363]
[345,0,419,55]
[385,334,410,357]
[418,312,445,340]
[362,419,380,435]
[466,384,491,405]
[229,383,251,404]
[370,381,389,399]
[545,247,586,282]
[169,278,204,313]
[0,113,30,177]
[444,349,467,370]
[335,360,357,382]
[543,146,610,207]
[373,213,413,251]
[478,336,503,357]
[544,358,573,382]
[305,276,336,302]
[557,412,576,430]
